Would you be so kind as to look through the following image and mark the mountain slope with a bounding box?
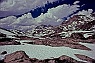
[28,12,95,39]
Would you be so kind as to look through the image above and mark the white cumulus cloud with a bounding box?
[0,2,80,31]
[0,0,58,17]
[77,9,93,15]
[73,1,80,5]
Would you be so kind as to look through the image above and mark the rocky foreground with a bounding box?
[0,51,95,63]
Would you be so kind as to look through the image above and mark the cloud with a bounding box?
[76,9,93,17]
[73,1,80,5]
[35,4,80,25]
[0,0,6,3]
[73,9,94,21]
[0,2,80,31]
[0,0,58,17]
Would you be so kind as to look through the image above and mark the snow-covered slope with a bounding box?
[0,28,16,39]
[0,28,15,36]
[60,11,95,31]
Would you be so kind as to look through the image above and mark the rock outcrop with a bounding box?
[2,51,87,63]
[0,51,7,55]
[0,41,21,45]
[4,51,32,63]
[70,33,85,39]
[87,34,95,39]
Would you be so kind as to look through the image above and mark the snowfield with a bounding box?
[0,28,15,36]
[15,40,34,44]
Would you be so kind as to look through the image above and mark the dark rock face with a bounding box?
[70,33,85,39]
[75,54,95,63]
[0,60,4,63]
[0,41,21,45]
[0,38,13,42]
[61,15,95,31]
[92,60,95,63]
[80,20,95,31]
[58,55,84,63]
[87,34,95,39]
[44,55,85,63]
[0,33,6,37]
[0,51,7,55]
[4,51,32,63]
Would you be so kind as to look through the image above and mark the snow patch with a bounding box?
[0,28,15,36]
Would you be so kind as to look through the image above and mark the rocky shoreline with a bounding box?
[0,41,21,46]
[1,51,94,63]
[24,37,95,51]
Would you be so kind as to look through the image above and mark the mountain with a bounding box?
[1,12,95,39]
[54,13,95,38]
[27,12,95,39]
[61,14,95,31]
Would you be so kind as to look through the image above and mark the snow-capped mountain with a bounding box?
[27,12,95,39]
[0,0,95,38]
[55,13,95,38]
[61,13,95,31]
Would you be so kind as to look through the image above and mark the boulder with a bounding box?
[0,41,21,45]
[44,55,84,63]
[87,34,95,39]
[58,55,84,63]
[3,51,85,63]
[4,51,32,63]
[70,33,85,39]
[0,51,7,55]
[0,60,4,63]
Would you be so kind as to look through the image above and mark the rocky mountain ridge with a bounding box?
[27,13,95,39]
